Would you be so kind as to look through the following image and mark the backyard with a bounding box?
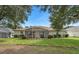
[0,38,79,53]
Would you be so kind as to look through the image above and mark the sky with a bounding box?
[22,6,50,27]
[22,6,79,28]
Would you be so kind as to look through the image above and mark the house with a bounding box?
[13,26,68,38]
[25,26,51,38]
[14,26,50,38]
[0,26,14,38]
[0,25,78,38]
[13,29,26,36]
[2,25,79,38]
[66,26,79,37]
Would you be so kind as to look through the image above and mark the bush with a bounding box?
[14,35,19,38]
[53,35,56,38]
[53,34,61,38]
[48,35,53,39]
[65,34,69,37]
[58,34,61,37]
[20,35,26,39]
[14,35,26,39]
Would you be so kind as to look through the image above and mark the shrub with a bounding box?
[53,34,61,38]
[20,35,26,39]
[58,34,61,37]
[14,35,18,38]
[53,35,57,38]
[14,35,26,39]
[48,35,53,39]
[65,34,69,37]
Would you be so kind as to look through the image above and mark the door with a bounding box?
[40,31,44,38]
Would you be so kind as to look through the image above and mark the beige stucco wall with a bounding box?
[35,31,40,38]
[25,30,49,38]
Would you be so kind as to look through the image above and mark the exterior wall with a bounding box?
[14,29,69,38]
[14,30,25,35]
[66,28,79,37]
[35,31,40,38]
[49,31,56,35]
[25,30,49,38]
[67,31,79,37]
[0,32,10,38]
[49,31,67,35]
[43,31,49,38]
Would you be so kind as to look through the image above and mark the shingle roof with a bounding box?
[13,29,26,31]
[0,27,14,33]
[28,26,54,31]
[66,26,79,32]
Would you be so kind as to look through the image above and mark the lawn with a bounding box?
[0,37,79,47]
[0,37,79,53]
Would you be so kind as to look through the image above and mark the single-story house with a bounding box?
[0,26,14,38]
[25,26,51,38]
[13,26,68,38]
[66,26,79,37]
[14,26,50,38]
[2,25,79,38]
[13,26,79,38]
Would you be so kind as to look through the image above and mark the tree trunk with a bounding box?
[13,22,17,29]
[14,24,17,29]
[56,30,60,38]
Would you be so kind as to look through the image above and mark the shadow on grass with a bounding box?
[0,40,6,42]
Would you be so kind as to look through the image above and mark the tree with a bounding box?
[0,5,32,29]
[39,5,79,37]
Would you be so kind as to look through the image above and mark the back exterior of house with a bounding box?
[66,26,79,37]
[0,26,14,38]
[13,26,68,38]
[0,26,78,38]
[13,26,50,38]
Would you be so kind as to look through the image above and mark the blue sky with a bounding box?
[22,6,50,27]
[22,6,79,28]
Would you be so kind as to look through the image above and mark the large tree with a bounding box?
[0,5,32,29]
[39,5,79,37]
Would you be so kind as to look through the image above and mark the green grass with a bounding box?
[0,37,79,47]
[0,37,79,53]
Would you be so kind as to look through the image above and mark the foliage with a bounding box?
[14,35,26,39]
[48,35,53,39]
[39,5,79,37]
[64,34,69,37]
[19,35,26,39]
[0,5,32,29]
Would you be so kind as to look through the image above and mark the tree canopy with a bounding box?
[0,5,32,29]
[39,5,79,37]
